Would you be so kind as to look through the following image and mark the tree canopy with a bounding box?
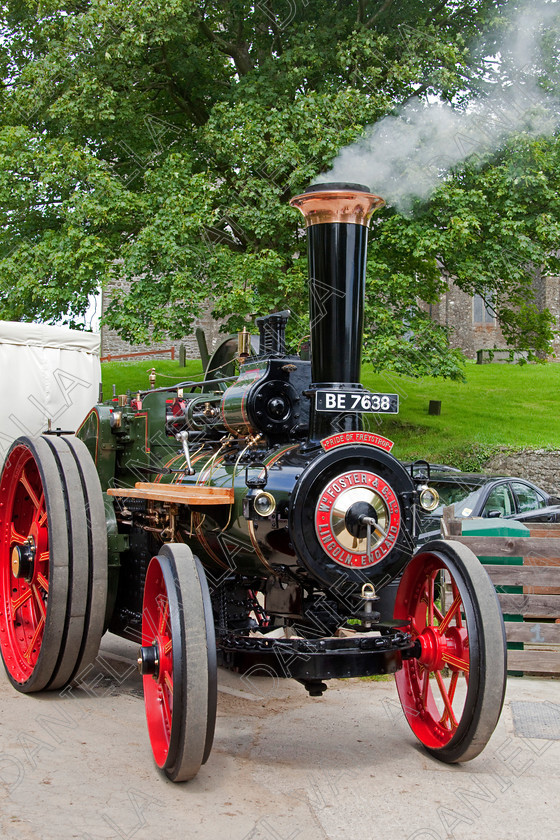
[0,0,559,378]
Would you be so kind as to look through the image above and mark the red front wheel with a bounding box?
[394,540,506,763]
[140,543,217,782]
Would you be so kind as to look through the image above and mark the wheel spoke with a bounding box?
[419,582,429,613]
[427,574,435,624]
[31,584,46,620]
[439,672,461,730]
[161,682,173,734]
[36,571,49,592]
[409,616,424,636]
[33,494,46,523]
[164,670,173,697]
[451,580,464,627]
[438,593,462,635]
[432,603,444,624]
[446,671,459,706]
[11,585,32,613]
[434,669,458,730]
[23,615,45,663]
[158,599,169,636]
[442,651,469,673]
[420,666,430,707]
[19,470,41,510]
[9,524,27,546]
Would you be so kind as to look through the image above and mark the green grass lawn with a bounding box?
[362,360,560,466]
[101,358,203,397]
[101,357,560,469]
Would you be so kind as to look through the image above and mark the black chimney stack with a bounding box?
[290,182,384,441]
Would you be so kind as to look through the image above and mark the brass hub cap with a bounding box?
[11,537,36,581]
[314,470,401,568]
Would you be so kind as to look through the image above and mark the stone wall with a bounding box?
[424,274,560,361]
[102,270,560,362]
[542,274,560,359]
[425,280,507,360]
[484,449,560,496]
[100,277,225,359]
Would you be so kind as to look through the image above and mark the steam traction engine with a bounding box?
[0,184,507,781]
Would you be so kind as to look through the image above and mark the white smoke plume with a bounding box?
[318,0,560,212]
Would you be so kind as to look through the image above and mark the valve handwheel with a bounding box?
[394,540,507,763]
[141,543,217,781]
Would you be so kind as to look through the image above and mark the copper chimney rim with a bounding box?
[290,182,385,227]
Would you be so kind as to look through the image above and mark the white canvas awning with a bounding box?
[0,321,101,464]
[0,320,100,353]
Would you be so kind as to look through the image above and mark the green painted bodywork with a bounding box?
[76,384,301,624]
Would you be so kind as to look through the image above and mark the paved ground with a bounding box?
[0,634,558,840]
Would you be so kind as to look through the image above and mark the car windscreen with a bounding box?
[429,481,483,517]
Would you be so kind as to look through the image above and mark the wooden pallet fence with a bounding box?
[441,512,560,676]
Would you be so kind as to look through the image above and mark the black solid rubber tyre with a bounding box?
[394,539,507,763]
[42,435,108,688]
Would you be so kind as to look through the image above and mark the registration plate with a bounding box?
[315,390,399,414]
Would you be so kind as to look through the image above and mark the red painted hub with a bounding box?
[142,556,175,768]
[0,445,50,683]
[395,556,470,748]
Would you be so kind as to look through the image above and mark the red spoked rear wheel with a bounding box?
[0,444,51,683]
[140,543,217,782]
[394,540,506,763]
[0,436,107,692]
